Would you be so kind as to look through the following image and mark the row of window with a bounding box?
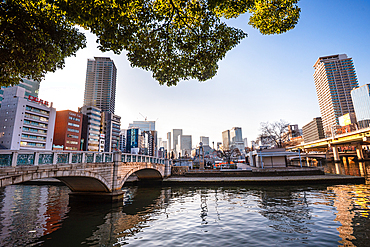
[21,134,46,141]
[68,116,81,122]
[67,128,79,133]
[24,119,47,128]
[25,106,49,115]
[25,113,48,122]
[23,126,47,134]
[68,122,80,128]
[20,141,45,148]
[66,140,78,145]
[67,134,79,139]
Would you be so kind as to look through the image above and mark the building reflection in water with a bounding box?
[328,184,370,246]
[0,185,70,246]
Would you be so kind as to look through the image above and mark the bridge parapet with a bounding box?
[0,150,170,168]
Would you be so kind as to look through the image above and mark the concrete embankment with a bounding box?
[163,168,365,186]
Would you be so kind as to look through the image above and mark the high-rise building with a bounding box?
[126,128,141,154]
[79,106,104,152]
[53,110,83,151]
[128,121,155,131]
[351,84,370,129]
[313,54,359,134]
[223,127,244,151]
[104,112,121,152]
[172,129,182,157]
[230,127,244,151]
[119,129,127,152]
[176,135,192,157]
[83,57,117,114]
[302,117,325,143]
[167,132,172,154]
[200,136,209,146]
[0,86,56,150]
[0,78,40,105]
[222,130,230,149]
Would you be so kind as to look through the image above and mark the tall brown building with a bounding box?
[53,110,83,150]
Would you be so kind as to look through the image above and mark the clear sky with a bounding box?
[38,0,370,148]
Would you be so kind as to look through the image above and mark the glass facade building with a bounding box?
[351,84,370,129]
[0,78,40,105]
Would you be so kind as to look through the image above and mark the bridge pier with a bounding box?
[332,145,341,163]
[356,144,364,160]
[69,191,125,202]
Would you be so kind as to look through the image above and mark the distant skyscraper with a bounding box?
[83,57,117,114]
[200,136,209,146]
[172,129,182,157]
[313,54,359,134]
[128,121,155,131]
[223,127,244,151]
[351,84,370,128]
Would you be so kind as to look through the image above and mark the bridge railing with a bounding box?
[0,150,169,167]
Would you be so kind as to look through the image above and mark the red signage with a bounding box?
[28,95,49,106]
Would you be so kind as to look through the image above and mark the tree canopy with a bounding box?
[0,0,301,87]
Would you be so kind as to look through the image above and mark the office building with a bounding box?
[302,117,325,143]
[142,130,157,156]
[200,136,209,146]
[128,121,155,131]
[0,78,40,105]
[222,130,230,149]
[53,110,83,151]
[243,138,248,148]
[119,129,126,152]
[83,57,117,114]
[223,127,244,151]
[172,129,183,157]
[167,132,172,154]
[313,54,359,134]
[79,106,104,152]
[230,127,244,151]
[0,86,56,150]
[104,112,121,152]
[126,128,141,154]
[176,135,192,157]
[351,84,370,129]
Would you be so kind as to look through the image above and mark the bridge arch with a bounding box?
[0,167,112,192]
[118,163,164,188]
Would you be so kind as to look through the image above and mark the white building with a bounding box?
[0,86,56,150]
[176,134,192,157]
[200,136,209,146]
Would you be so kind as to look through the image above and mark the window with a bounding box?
[68,122,80,127]
[67,128,79,133]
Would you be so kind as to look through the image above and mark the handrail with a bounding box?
[0,150,169,167]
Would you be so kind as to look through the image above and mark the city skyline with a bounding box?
[38,1,370,146]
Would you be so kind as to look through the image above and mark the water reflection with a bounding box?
[324,159,370,184]
[0,163,369,246]
[0,185,70,246]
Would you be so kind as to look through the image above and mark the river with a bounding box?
[0,160,369,246]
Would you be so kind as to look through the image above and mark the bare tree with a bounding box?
[258,120,290,148]
[217,148,241,165]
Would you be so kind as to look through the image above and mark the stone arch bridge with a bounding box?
[0,151,171,201]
